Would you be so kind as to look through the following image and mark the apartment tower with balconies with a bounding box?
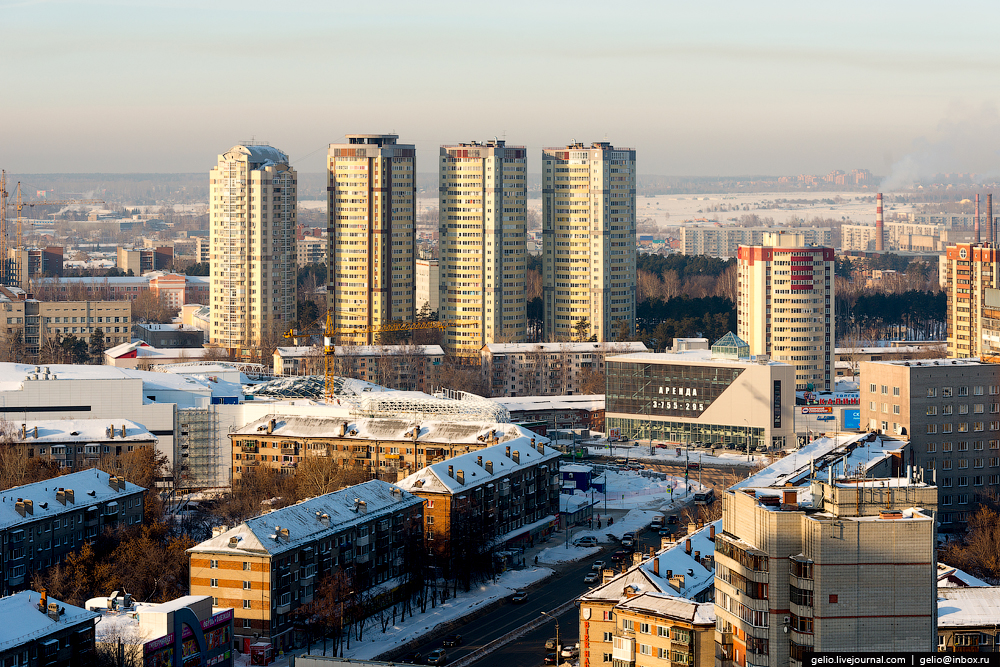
[209,144,297,352]
[439,140,528,355]
[328,134,416,344]
[737,232,834,391]
[542,142,636,342]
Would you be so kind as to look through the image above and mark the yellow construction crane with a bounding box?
[284,313,478,399]
[0,175,106,285]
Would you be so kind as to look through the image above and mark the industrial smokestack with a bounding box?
[989,194,994,246]
[976,193,981,243]
[875,193,884,252]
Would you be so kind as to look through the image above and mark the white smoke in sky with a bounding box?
[880,103,1000,191]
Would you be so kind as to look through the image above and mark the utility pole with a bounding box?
[542,611,560,658]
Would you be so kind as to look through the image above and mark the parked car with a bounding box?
[575,536,598,547]
[442,634,462,647]
[543,652,559,665]
[427,648,448,665]
[584,571,599,583]
[398,651,422,664]
[545,638,558,650]
[511,590,529,603]
[591,559,606,570]
[561,644,580,658]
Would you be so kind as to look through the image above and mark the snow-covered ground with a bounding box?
[536,544,601,564]
[567,509,661,544]
[585,444,768,468]
[235,566,555,665]
[578,470,708,512]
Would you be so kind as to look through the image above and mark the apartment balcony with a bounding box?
[300,593,313,604]
[276,602,291,615]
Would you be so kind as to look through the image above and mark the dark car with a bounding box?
[610,549,628,562]
[511,590,529,603]
[544,652,559,665]
[427,648,448,665]
[687,461,700,470]
[658,527,672,537]
[398,651,422,664]
[667,515,679,525]
[442,634,462,647]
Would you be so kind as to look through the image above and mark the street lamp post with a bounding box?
[541,611,561,658]
[743,418,751,462]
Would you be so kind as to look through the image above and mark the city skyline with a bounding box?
[6,1,1000,181]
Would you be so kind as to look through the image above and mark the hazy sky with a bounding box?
[6,0,1000,178]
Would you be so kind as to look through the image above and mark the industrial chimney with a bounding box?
[989,194,994,246]
[875,193,884,252]
[976,193,981,243]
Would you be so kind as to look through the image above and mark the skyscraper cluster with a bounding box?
[209,137,638,356]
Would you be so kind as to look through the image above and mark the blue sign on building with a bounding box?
[843,409,861,430]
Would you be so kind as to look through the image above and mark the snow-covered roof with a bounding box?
[867,357,985,367]
[607,349,791,367]
[233,415,528,445]
[105,341,209,361]
[834,346,935,355]
[560,464,594,474]
[0,591,100,652]
[274,346,318,357]
[483,342,648,355]
[498,395,605,413]
[0,362,214,396]
[580,520,720,604]
[937,588,1000,627]
[12,419,155,444]
[188,480,422,557]
[615,591,715,626]
[135,323,203,333]
[560,495,593,513]
[396,434,559,495]
[333,345,445,356]
[938,563,992,588]
[0,468,145,531]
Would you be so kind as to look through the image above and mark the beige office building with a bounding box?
[737,232,835,391]
[439,140,527,355]
[209,144,297,352]
[542,142,636,342]
[328,134,415,344]
[715,480,938,666]
[415,258,439,314]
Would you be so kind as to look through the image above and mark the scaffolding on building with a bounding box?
[176,407,222,490]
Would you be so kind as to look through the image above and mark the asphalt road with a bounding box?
[390,459,749,667]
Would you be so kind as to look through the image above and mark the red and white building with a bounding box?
[737,232,835,391]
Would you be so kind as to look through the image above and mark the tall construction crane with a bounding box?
[284,313,478,399]
[0,173,105,285]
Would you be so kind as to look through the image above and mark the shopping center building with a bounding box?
[604,334,796,451]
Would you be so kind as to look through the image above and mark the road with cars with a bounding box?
[390,458,748,666]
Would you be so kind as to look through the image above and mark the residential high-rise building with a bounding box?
[542,142,636,342]
[715,479,937,666]
[737,232,834,391]
[439,140,527,355]
[944,242,1000,358]
[209,144,297,352]
[328,134,416,344]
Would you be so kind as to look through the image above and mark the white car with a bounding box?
[584,572,599,584]
[575,536,598,547]
[591,560,606,570]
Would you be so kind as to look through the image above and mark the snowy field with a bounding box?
[585,445,768,469]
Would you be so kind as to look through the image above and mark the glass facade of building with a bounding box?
[606,359,779,450]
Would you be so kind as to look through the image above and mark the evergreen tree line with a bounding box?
[836,290,946,342]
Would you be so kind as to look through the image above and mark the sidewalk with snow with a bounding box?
[234,566,556,666]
